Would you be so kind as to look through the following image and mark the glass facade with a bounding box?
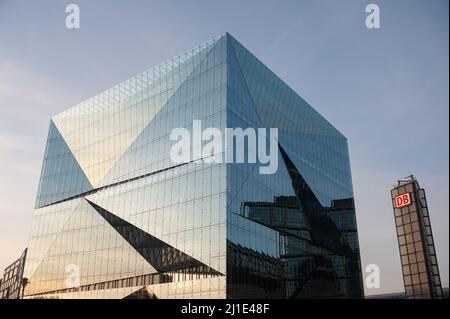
[24,33,364,299]
[226,36,363,298]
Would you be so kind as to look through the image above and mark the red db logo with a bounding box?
[395,193,411,208]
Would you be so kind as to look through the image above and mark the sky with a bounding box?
[0,0,448,296]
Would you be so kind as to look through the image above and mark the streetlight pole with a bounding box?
[21,278,29,299]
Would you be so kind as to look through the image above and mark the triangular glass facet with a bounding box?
[35,121,92,208]
[229,34,343,138]
[87,200,221,274]
[53,37,220,187]
[99,35,227,186]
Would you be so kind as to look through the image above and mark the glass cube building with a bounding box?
[23,33,364,299]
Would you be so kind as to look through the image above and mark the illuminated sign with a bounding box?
[395,192,412,208]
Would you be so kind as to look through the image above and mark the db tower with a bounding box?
[391,176,443,299]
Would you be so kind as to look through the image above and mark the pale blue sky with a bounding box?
[0,0,448,295]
